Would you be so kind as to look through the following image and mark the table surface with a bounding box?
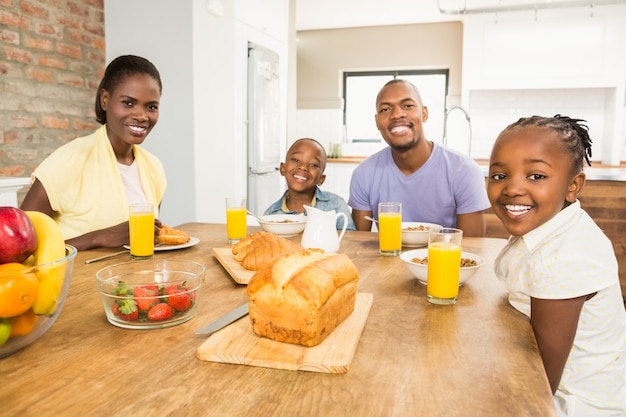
[0,223,556,417]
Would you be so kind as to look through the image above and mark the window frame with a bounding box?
[342,69,450,144]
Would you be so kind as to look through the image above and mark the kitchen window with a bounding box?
[342,70,449,146]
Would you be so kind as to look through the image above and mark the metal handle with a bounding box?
[84,250,128,264]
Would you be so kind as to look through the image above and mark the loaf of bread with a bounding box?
[157,225,190,245]
[232,231,301,271]
[247,248,360,347]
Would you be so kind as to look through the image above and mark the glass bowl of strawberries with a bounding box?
[95,259,205,329]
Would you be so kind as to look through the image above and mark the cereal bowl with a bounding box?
[258,214,307,237]
[400,248,484,285]
[95,259,205,329]
[0,245,77,359]
[401,222,442,247]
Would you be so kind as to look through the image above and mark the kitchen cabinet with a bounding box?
[461,6,626,165]
[234,0,289,42]
[0,177,30,207]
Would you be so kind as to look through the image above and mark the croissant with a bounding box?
[232,231,270,259]
[157,225,190,245]
[232,231,301,271]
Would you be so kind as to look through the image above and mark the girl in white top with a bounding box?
[487,115,626,417]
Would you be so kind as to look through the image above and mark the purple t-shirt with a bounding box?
[348,144,490,228]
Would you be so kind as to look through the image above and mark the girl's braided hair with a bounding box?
[502,114,593,171]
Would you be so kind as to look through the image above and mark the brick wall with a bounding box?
[0,0,105,201]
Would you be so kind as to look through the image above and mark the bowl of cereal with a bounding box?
[258,214,307,237]
[401,222,442,247]
[400,248,484,285]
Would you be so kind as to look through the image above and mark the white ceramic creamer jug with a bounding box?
[301,205,348,254]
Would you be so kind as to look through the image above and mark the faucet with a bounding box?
[443,105,472,155]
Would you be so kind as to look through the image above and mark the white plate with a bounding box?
[124,236,200,251]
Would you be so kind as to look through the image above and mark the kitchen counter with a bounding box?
[327,157,626,181]
[0,224,556,417]
[327,156,368,164]
[0,176,30,207]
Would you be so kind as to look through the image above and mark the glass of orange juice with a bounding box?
[378,202,402,256]
[226,197,247,244]
[129,203,155,260]
[427,227,463,305]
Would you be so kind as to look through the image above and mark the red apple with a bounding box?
[0,207,38,264]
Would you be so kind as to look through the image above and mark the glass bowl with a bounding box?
[95,259,205,329]
[0,245,77,359]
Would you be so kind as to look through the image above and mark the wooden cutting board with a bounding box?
[212,247,255,284]
[196,293,373,374]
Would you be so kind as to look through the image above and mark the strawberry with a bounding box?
[112,300,138,321]
[114,281,133,297]
[165,284,192,312]
[147,303,173,321]
[133,285,160,312]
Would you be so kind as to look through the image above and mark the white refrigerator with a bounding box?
[247,42,282,216]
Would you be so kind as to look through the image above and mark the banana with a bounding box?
[22,254,35,267]
[24,211,66,316]
[0,318,11,347]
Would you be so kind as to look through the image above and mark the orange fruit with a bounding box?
[10,308,39,337]
[0,263,40,318]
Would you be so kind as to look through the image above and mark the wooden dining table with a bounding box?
[0,223,556,417]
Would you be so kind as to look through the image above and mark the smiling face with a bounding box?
[100,73,161,152]
[280,139,327,195]
[374,81,429,152]
[487,126,585,236]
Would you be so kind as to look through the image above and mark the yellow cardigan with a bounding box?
[33,125,167,240]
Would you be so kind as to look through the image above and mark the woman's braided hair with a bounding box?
[502,114,593,171]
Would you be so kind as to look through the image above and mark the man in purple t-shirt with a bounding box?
[348,79,490,237]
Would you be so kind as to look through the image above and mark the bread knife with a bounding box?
[195,303,249,335]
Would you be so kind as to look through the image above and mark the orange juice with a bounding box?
[427,242,461,299]
[129,211,155,258]
[226,207,247,243]
[379,212,402,254]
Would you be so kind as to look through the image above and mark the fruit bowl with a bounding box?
[95,259,205,329]
[400,248,485,286]
[0,245,77,359]
[257,214,307,237]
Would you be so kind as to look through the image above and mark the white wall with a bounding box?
[190,0,240,225]
[461,4,626,164]
[104,0,196,226]
[105,0,290,225]
[295,4,626,164]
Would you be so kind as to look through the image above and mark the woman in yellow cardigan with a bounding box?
[21,55,167,250]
